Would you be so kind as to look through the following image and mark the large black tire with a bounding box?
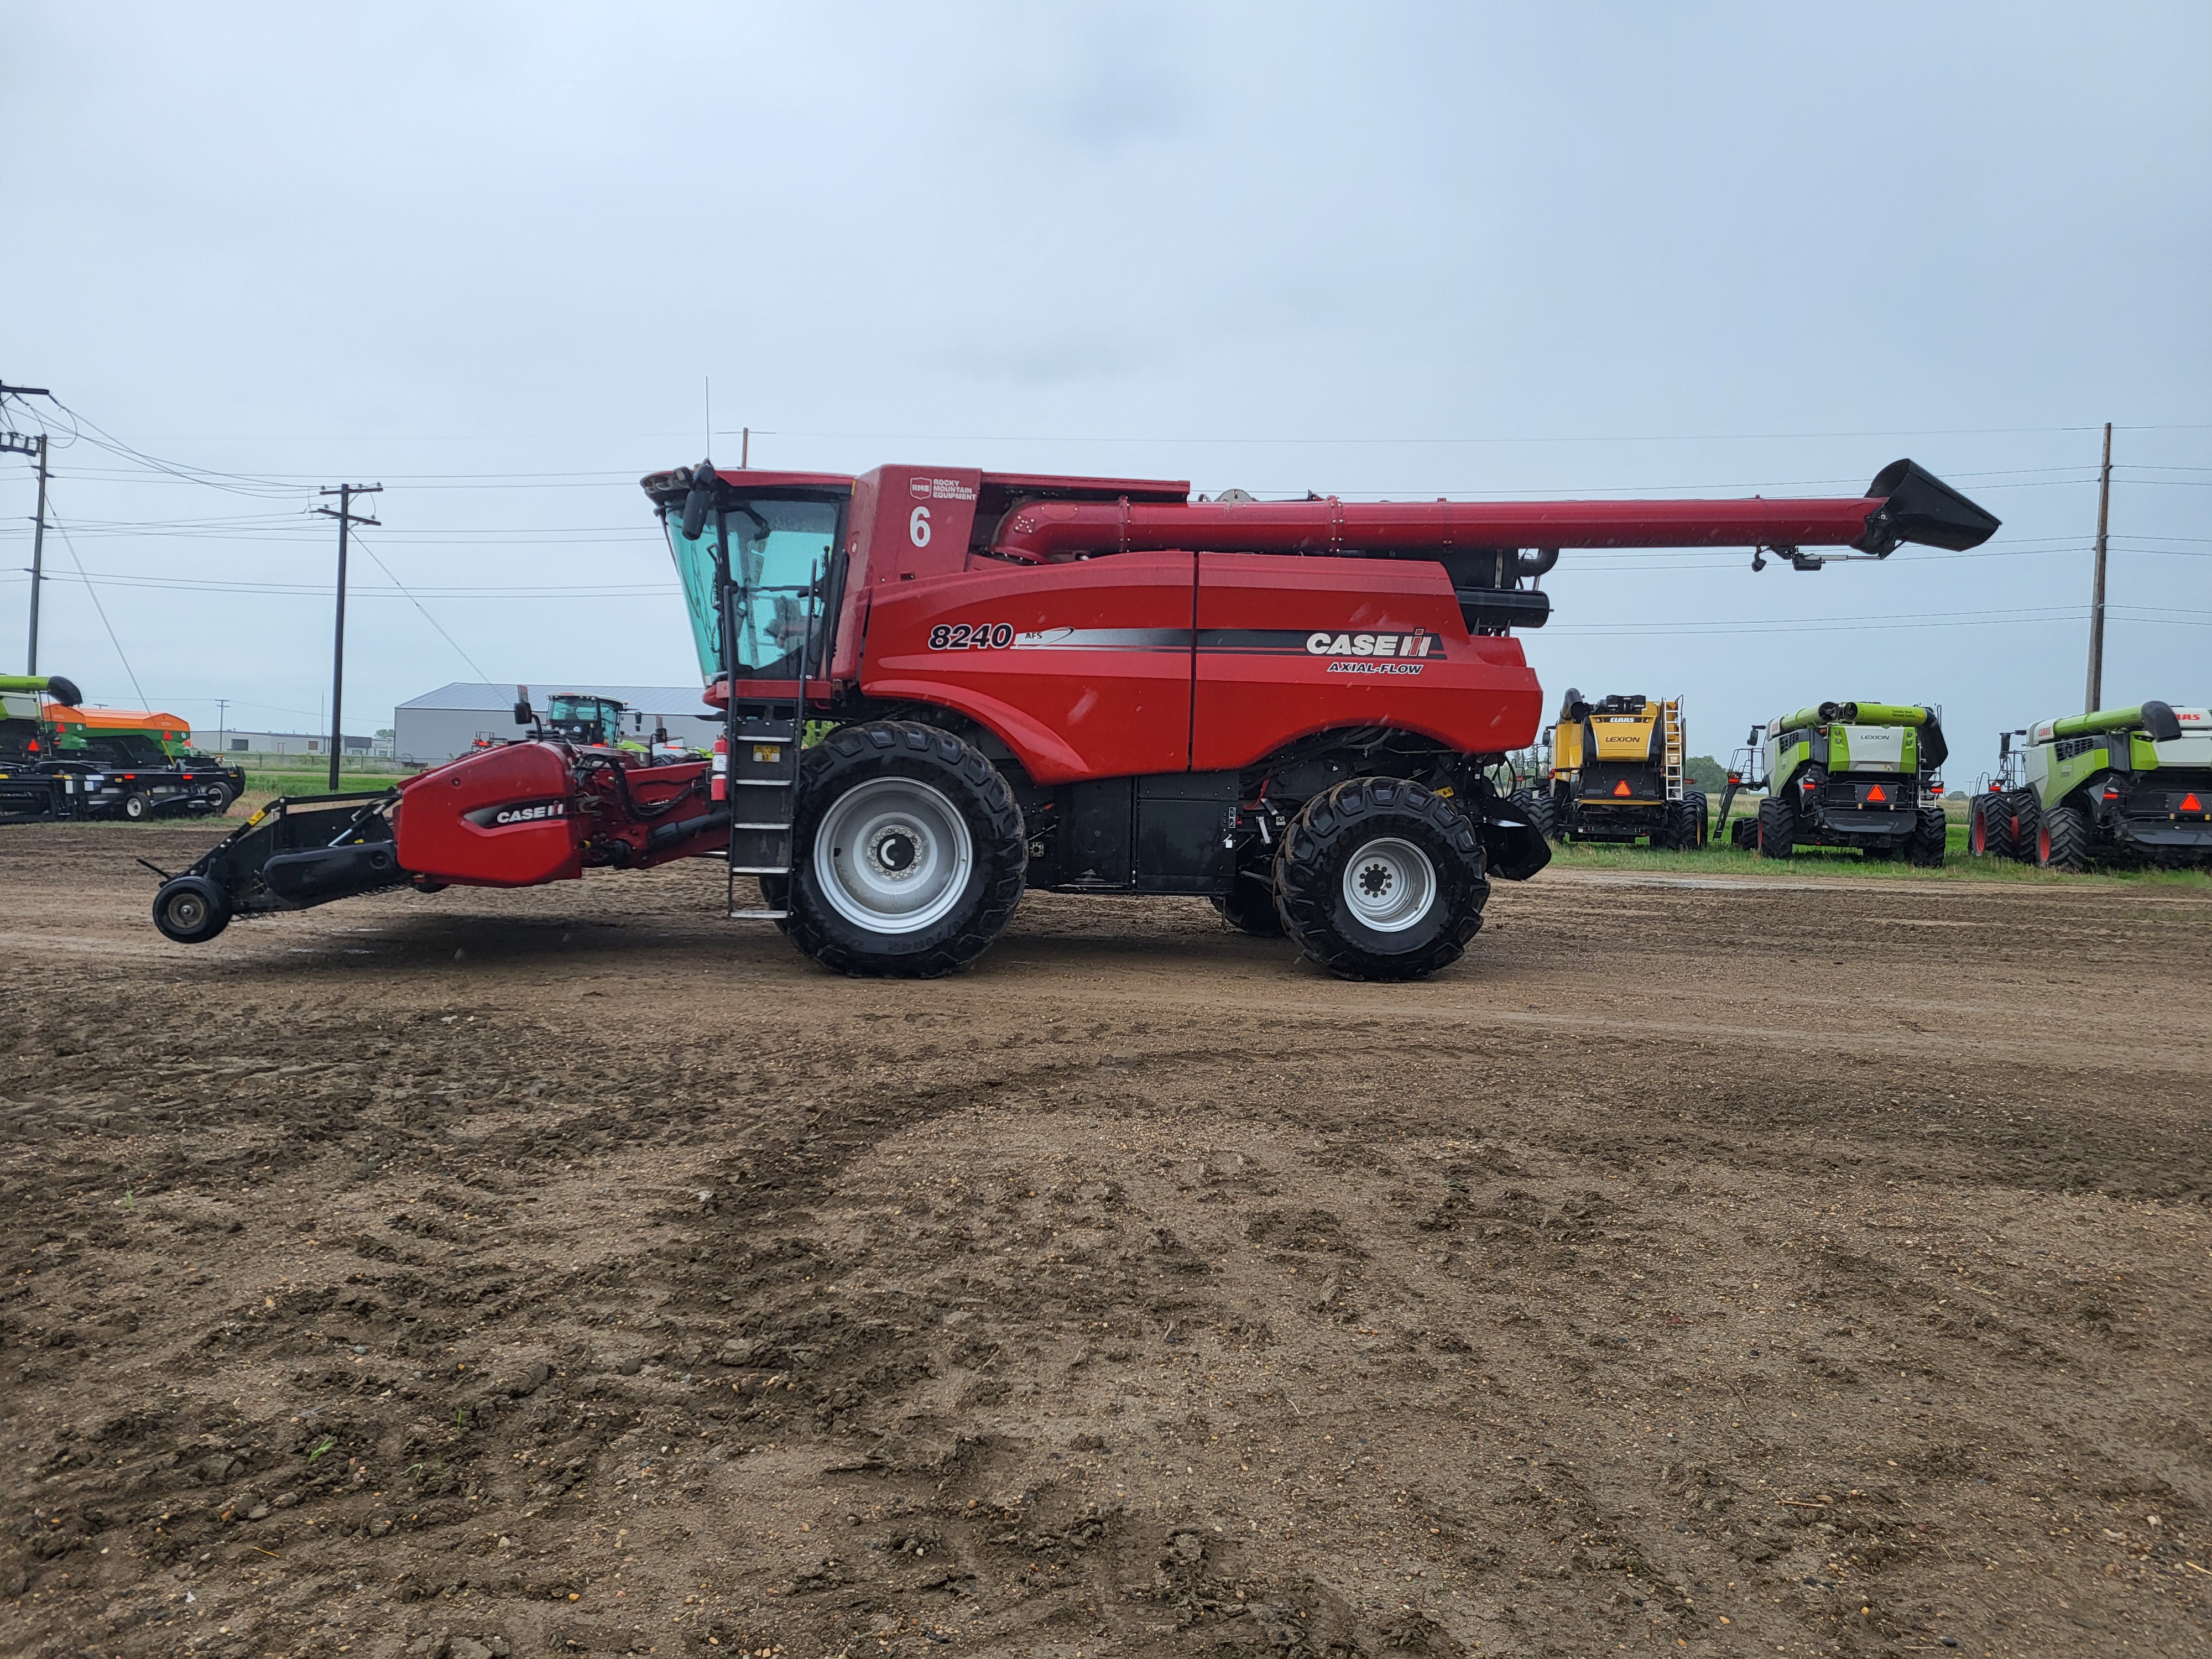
[1688,790,1709,848]
[1756,794,1796,860]
[1212,869,1286,937]
[152,875,232,945]
[1510,788,1557,843]
[1662,797,1700,851]
[2008,790,2041,864]
[1907,805,1948,867]
[1274,778,1488,982]
[1969,794,2012,859]
[2036,804,2090,873]
[785,721,1026,977]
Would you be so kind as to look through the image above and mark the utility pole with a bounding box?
[0,382,54,675]
[314,484,382,791]
[215,697,229,754]
[2084,422,2112,715]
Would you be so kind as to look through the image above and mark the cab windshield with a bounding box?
[662,496,839,681]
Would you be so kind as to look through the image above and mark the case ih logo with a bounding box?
[1305,630,1438,659]
[909,476,977,503]
[464,797,569,828]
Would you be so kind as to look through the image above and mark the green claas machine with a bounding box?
[1968,701,2212,871]
[1719,701,1948,864]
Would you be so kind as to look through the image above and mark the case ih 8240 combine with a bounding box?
[149,458,1996,979]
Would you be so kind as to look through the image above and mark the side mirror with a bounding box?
[680,458,717,542]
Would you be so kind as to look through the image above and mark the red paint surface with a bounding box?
[1191,554,1537,771]
[397,744,581,886]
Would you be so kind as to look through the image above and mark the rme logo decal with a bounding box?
[464,797,570,828]
[1305,630,1438,659]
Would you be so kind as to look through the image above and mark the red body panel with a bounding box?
[1192,554,1540,770]
[860,551,1196,782]
[397,743,581,886]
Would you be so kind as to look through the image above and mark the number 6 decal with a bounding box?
[909,505,932,547]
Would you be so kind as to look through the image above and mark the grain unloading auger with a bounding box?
[148,458,1996,980]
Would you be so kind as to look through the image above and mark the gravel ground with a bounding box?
[3,823,2209,1659]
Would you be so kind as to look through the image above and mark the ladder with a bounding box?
[719,562,818,922]
[1661,697,1686,802]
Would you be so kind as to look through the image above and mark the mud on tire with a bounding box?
[786,721,1026,977]
[1273,778,1488,982]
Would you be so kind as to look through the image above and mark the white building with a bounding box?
[207,729,375,758]
[393,682,721,765]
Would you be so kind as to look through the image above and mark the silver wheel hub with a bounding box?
[1341,836,1437,932]
[815,777,974,935]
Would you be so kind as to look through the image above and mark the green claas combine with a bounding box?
[1968,701,2212,871]
[1719,701,1948,864]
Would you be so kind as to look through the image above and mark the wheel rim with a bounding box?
[1340,837,1437,933]
[813,776,974,935]
[166,891,208,931]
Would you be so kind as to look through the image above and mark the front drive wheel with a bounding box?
[2036,804,2090,873]
[153,875,232,944]
[786,721,1026,977]
[1273,778,1488,982]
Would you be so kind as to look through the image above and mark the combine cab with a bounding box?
[1969,702,2212,871]
[147,457,1997,979]
[1723,702,1949,864]
[1514,690,1704,848]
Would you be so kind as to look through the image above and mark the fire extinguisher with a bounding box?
[711,734,728,802]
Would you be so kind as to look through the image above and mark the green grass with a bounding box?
[1568,805,2212,890]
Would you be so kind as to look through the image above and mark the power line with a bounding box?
[43,508,149,707]
[350,531,496,684]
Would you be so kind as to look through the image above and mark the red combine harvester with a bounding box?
[150,458,1996,979]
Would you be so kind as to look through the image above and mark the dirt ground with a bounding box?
[4,824,2210,1659]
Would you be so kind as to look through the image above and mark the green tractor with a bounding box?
[1719,701,1948,864]
[1968,701,2212,871]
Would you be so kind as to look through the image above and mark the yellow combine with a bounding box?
[1511,690,1707,848]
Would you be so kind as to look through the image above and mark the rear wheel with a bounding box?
[785,721,1026,977]
[1510,788,1557,843]
[152,875,232,944]
[1274,778,1488,982]
[1907,805,1948,867]
[120,792,151,822]
[1756,794,1796,859]
[2037,804,2090,873]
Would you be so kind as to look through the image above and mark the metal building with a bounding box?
[392,682,719,764]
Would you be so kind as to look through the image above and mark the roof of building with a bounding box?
[397,682,714,715]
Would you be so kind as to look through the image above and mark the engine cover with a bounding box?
[396,743,582,886]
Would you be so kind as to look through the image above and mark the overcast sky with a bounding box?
[4,2,2207,776]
